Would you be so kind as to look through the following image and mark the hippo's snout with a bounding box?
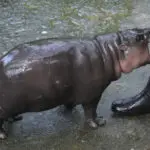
[137,28,150,44]
[118,28,150,73]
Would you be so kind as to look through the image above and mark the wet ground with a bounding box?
[1,0,150,149]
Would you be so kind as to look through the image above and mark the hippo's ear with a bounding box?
[119,44,128,51]
[119,44,129,59]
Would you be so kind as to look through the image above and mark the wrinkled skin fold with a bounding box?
[0,28,150,139]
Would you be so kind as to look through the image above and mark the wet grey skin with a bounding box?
[0,28,150,139]
[111,76,150,116]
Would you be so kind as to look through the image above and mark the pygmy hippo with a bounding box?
[0,28,150,139]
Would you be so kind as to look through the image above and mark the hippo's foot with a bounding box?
[85,117,106,129]
[95,116,106,127]
[0,129,7,140]
[82,99,106,129]
[85,119,98,129]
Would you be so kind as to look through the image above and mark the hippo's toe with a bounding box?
[96,116,106,127]
[86,119,98,129]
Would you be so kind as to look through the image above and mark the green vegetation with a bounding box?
[22,0,132,36]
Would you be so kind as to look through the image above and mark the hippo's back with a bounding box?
[0,39,76,113]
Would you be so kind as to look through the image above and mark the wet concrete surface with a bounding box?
[1,0,150,150]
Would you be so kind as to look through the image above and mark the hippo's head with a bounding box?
[118,28,150,73]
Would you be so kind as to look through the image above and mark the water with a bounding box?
[1,0,150,149]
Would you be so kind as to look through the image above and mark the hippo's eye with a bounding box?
[136,34,144,42]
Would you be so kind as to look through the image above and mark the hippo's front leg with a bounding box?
[82,97,106,129]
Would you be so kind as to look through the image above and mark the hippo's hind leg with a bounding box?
[0,119,7,139]
[82,97,106,129]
